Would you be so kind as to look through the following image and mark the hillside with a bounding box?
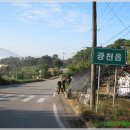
[0,48,18,59]
[107,39,130,64]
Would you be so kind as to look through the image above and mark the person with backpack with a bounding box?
[57,80,62,94]
[61,79,66,92]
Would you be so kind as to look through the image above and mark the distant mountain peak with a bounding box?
[0,48,19,59]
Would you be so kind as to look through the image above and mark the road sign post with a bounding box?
[92,48,126,66]
[113,68,117,107]
[96,65,100,113]
[92,47,126,112]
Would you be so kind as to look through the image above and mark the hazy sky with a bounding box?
[0,2,130,59]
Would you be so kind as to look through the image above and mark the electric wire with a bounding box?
[99,3,126,27]
[106,2,130,34]
[103,26,130,45]
[98,3,118,26]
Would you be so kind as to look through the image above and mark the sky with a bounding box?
[0,2,130,59]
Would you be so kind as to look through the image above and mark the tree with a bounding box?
[48,68,59,76]
[39,55,52,67]
[52,54,58,60]
[107,39,126,49]
[0,66,8,78]
[53,59,63,68]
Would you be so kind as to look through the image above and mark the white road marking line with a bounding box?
[11,95,22,101]
[0,94,13,100]
[53,92,56,97]
[10,95,26,101]
[19,95,25,98]
[4,94,13,97]
[11,95,24,101]
[22,95,35,102]
[0,97,9,100]
[37,98,45,103]
[11,97,18,101]
[53,103,65,128]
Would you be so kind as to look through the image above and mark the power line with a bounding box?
[103,26,130,45]
[99,3,126,27]
[98,3,118,26]
[110,3,128,25]
[106,2,130,34]
[86,28,92,45]
[114,2,126,13]
[98,2,111,23]
[105,31,130,47]
[97,2,110,22]
[101,3,130,46]
[120,31,130,39]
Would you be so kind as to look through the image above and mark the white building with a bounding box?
[0,64,7,68]
[117,71,130,96]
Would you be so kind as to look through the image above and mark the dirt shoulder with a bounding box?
[59,93,87,128]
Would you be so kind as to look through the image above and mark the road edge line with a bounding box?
[53,92,56,97]
[53,103,65,128]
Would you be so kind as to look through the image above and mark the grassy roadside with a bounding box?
[0,75,60,86]
[0,78,45,85]
[65,94,130,128]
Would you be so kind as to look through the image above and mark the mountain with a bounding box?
[0,48,18,59]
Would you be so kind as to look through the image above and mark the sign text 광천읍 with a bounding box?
[92,48,126,66]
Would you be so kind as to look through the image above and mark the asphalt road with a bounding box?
[0,79,75,128]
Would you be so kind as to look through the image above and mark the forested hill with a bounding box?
[0,55,63,68]
[0,55,63,81]
[0,48,18,59]
[65,39,130,75]
[107,39,130,64]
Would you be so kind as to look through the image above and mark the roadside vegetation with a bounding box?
[0,54,63,85]
[68,94,130,128]
[65,39,130,76]
[0,38,130,127]
[63,38,130,128]
[1,39,129,85]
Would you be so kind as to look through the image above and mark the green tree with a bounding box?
[107,39,126,49]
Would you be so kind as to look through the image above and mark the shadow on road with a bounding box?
[0,109,82,128]
[0,81,46,89]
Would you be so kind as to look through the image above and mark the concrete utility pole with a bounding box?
[16,68,18,80]
[63,52,65,67]
[90,1,97,110]
[83,45,86,61]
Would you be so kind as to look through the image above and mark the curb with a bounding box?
[61,92,91,128]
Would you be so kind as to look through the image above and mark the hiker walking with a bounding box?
[57,80,62,94]
[62,79,66,92]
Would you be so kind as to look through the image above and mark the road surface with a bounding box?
[0,79,75,128]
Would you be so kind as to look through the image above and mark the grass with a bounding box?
[67,94,130,128]
[92,95,130,128]
[89,95,130,128]
[0,78,45,85]
[16,79,45,84]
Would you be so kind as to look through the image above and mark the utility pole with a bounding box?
[90,1,97,110]
[16,68,18,80]
[83,45,86,61]
[63,52,65,67]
